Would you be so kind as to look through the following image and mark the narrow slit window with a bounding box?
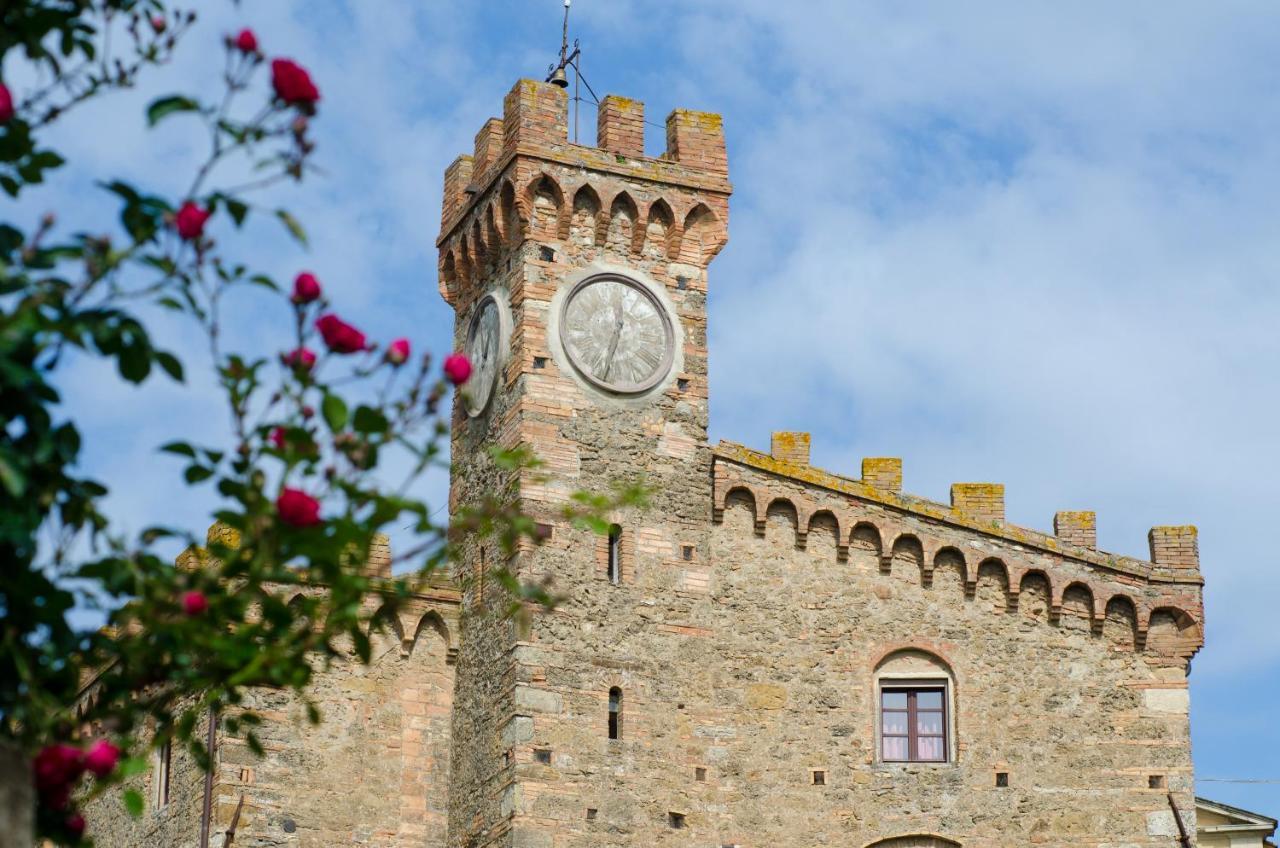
[607,524,622,585]
[608,687,622,740]
[153,741,171,809]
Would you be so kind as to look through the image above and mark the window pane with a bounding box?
[916,711,944,735]
[883,736,908,761]
[881,691,908,709]
[882,711,908,735]
[916,690,943,709]
[917,736,945,761]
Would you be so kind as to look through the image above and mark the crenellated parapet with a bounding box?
[435,79,731,308]
[713,435,1204,664]
[178,523,462,664]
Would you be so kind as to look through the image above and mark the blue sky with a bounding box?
[10,0,1279,817]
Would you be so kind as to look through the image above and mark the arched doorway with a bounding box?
[866,837,961,848]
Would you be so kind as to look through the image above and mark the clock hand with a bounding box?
[601,297,625,380]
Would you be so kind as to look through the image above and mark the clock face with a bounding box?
[464,295,502,416]
[560,274,675,394]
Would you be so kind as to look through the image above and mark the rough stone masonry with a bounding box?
[85,78,1204,848]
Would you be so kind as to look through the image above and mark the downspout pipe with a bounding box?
[200,707,216,848]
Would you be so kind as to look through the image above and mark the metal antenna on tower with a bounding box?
[545,0,599,143]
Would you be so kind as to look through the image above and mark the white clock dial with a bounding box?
[464,295,502,416]
[560,274,675,394]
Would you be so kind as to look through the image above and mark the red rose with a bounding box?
[269,427,287,450]
[386,338,410,366]
[181,590,208,616]
[276,487,322,527]
[174,202,210,241]
[271,59,320,109]
[283,347,317,372]
[234,28,258,53]
[33,744,84,793]
[65,813,86,839]
[84,740,121,779]
[292,272,321,304]
[0,84,14,124]
[443,353,472,386]
[315,314,367,354]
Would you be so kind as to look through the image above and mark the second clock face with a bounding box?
[560,274,675,395]
[464,295,502,416]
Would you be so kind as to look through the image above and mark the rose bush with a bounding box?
[0,3,643,844]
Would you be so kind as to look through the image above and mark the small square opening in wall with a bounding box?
[668,812,686,829]
[585,808,597,821]
[1149,774,1166,789]
[682,545,694,561]
[533,748,552,764]
[695,767,706,782]
[676,276,689,290]
[539,245,555,262]
[677,378,690,391]
[533,356,548,369]
[995,772,1009,788]
[811,770,826,786]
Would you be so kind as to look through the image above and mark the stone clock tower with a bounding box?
[436,80,731,848]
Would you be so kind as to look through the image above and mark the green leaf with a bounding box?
[118,344,151,384]
[155,351,184,382]
[146,95,201,127]
[322,393,348,432]
[276,209,308,246]
[0,456,26,497]
[352,405,388,435]
[248,274,278,291]
[184,465,215,484]
[225,198,249,226]
[160,441,197,458]
[124,788,144,818]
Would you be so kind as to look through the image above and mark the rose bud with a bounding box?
[0,84,14,124]
[301,405,315,418]
[234,28,258,53]
[271,58,321,111]
[283,347,317,373]
[386,338,410,366]
[150,14,166,32]
[65,812,86,839]
[84,740,121,779]
[276,487,322,527]
[443,353,472,386]
[174,202,211,241]
[269,427,287,450]
[181,590,208,616]
[292,272,321,304]
[315,314,367,354]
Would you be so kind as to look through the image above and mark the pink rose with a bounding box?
[0,84,14,124]
[84,740,121,779]
[276,488,322,527]
[292,271,321,304]
[315,314,367,354]
[271,59,320,109]
[443,353,472,386]
[181,590,208,616]
[283,347,316,372]
[150,14,166,32]
[386,338,410,366]
[234,28,259,53]
[174,202,210,241]
[65,812,86,839]
[33,744,84,793]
